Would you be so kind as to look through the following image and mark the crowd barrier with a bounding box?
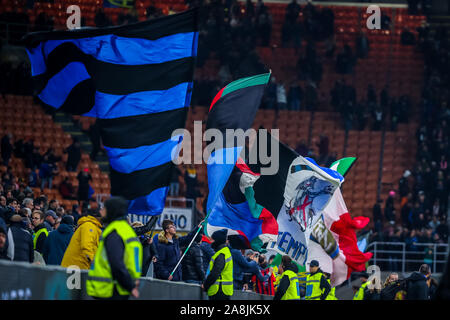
[0,260,272,300]
[1,260,443,300]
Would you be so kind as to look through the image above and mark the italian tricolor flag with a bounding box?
[322,188,373,286]
[326,158,373,286]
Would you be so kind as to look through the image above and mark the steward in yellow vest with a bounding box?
[31,210,49,254]
[353,272,370,300]
[202,229,233,300]
[86,197,143,300]
[273,255,301,300]
[305,260,331,300]
[324,276,338,300]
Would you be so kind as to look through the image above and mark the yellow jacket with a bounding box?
[61,216,103,270]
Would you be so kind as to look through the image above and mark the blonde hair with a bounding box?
[131,221,144,228]
[384,272,398,288]
[32,210,45,220]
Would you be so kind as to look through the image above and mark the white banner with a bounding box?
[267,204,309,265]
[128,207,194,232]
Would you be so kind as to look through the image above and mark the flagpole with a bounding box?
[169,223,203,278]
[147,215,158,239]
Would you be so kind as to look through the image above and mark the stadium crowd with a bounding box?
[367,18,449,272]
[0,181,441,300]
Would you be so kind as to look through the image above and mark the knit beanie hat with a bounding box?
[211,229,228,246]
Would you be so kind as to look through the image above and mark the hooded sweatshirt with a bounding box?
[406,272,429,300]
[61,215,102,269]
[9,221,34,263]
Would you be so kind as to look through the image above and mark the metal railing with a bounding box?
[366,241,449,273]
[165,197,195,209]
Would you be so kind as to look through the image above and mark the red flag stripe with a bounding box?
[209,86,225,111]
[330,213,373,278]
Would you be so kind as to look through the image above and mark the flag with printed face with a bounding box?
[265,156,344,266]
[24,9,198,218]
[246,130,345,265]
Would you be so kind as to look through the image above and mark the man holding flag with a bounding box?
[154,219,204,281]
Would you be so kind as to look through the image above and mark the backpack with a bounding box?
[380,280,408,300]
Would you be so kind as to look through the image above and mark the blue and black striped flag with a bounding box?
[23,9,198,216]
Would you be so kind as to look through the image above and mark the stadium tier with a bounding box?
[0,94,111,209]
[0,0,430,223]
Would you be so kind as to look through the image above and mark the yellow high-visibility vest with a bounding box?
[207,246,233,296]
[86,220,142,298]
[281,269,301,300]
[353,281,370,300]
[326,279,338,300]
[306,272,325,300]
[33,227,48,250]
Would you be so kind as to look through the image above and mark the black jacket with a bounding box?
[181,241,205,282]
[0,245,9,260]
[133,217,158,275]
[154,229,197,281]
[9,222,34,263]
[406,272,429,300]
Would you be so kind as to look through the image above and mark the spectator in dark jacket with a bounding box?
[39,155,56,191]
[70,204,81,224]
[8,214,34,263]
[1,133,13,166]
[154,219,200,281]
[182,232,205,284]
[0,225,10,260]
[131,216,158,276]
[65,140,81,172]
[42,215,74,265]
[406,264,431,300]
[77,168,92,202]
[185,165,199,208]
[230,247,268,290]
[200,236,215,274]
[59,177,76,200]
[384,190,396,222]
[44,210,57,231]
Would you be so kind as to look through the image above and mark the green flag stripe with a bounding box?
[222,73,271,97]
[330,157,357,177]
